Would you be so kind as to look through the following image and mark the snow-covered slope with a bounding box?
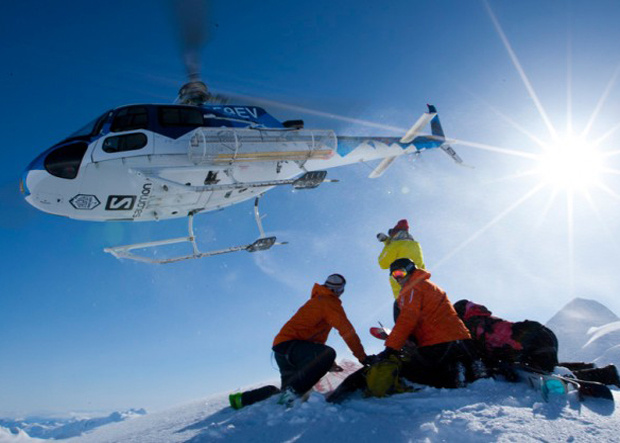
[546,298,620,365]
[4,297,620,443]
[26,379,620,443]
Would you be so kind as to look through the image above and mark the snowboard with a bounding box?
[513,365,614,403]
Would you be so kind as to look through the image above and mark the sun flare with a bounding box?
[536,136,605,191]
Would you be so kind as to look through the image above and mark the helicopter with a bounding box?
[20,4,463,264]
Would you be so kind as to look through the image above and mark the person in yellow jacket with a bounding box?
[377,219,425,320]
[229,273,370,409]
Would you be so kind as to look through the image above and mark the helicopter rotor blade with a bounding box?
[171,0,211,83]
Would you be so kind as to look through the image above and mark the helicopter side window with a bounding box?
[159,106,204,126]
[44,142,88,179]
[110,106,149,132]
[103,133,148,153]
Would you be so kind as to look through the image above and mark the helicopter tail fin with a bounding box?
[399,108,436,144]
[427,104,466,166]
[428,104,445,139]
[368,106,443,178]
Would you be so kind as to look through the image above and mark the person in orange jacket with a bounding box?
[229,273,369,409]
[377,219,426,321]
[374,258,481,388]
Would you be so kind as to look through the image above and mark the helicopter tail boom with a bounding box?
[327,105,463,178]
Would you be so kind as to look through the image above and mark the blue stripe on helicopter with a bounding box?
[335,136,409,157]
[335,136,444,157]
[410,136,444,150]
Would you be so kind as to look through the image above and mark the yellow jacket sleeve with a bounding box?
[378,239,425,270]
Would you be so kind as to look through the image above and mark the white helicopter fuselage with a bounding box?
[22,103,448,224]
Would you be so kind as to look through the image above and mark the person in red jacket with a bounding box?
[454,299,620,387]
[375,258,481,388]
[229,273,369,409]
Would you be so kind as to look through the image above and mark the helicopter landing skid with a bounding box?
[103,196,287,264]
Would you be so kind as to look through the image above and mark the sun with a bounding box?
[535,135,605,192]
[433,1,620,275]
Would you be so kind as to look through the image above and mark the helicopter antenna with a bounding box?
[172,0,211,105]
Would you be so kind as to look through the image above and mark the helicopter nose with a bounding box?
[19,171,30,196]
[21,164,67,213]
[21,148,47,200]
[21,148,66,211]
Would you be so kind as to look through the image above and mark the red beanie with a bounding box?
[392,219,409,232]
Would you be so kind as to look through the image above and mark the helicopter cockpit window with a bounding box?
[103,133,148,153]
[68,111,111,139]
[159,106,204,127]
[44,142,88,179]
[110,106,149,133]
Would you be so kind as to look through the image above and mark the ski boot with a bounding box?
[574,364,620,388]
[277,386,298,408]
[229,393,244,410]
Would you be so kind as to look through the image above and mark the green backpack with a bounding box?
[364,355,412,397]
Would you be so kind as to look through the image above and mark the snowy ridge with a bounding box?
[4,378,619,443]
[0,410,145,442]
[37,379,620,442]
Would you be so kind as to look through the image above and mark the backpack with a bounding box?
[364,355,412,397]
[511,320,558,371]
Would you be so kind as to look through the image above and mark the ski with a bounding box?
[513,364,614,402]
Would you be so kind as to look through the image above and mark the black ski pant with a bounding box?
[400,339,481,388]
[272,340,336,395]
[239,385,280,407]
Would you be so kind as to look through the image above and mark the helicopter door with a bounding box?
[91,131,153,162]
[91,105,154,162]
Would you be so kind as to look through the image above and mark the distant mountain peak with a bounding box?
[548,298,619,327]
[546,297,619,363]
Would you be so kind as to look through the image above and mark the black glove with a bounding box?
[377,233,388,242]
[376,347,398,361]
[362,355,381,366]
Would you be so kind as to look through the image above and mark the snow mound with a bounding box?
[546,298,619,362]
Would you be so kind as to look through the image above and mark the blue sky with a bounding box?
[1,0,620,416]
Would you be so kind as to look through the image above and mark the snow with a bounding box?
[586,322,620,347]
[2,378,614,443]
[3,297,620,442]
